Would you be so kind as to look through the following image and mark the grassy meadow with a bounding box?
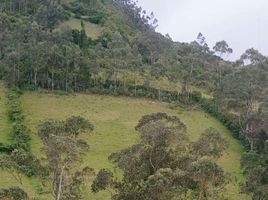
[0,87,249,199]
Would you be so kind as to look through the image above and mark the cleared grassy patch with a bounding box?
[58,18,103,39]
[16,92,248,199]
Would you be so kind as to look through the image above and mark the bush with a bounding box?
[0,143,13,153]
[6,89,31,151]
[10,149,46,177]
[0,187,29,200]
[11,123,30,151]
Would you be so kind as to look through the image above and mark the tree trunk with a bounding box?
[34,68,37,89]
[134,79,137,97]
[52,68,54,92]
[158,79,161,101]
[13,58,16,86]
[65,72,68,92]
[56,164,66,200]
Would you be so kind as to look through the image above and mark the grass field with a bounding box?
[21,92,248,199]
[0,88,249,199]
[58,18,103,39]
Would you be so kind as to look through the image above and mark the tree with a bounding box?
[240,48,267,66]
[241,151,268,199]
[191,128,228,159]
[213,40,233,58]
[36,0,64,30]
[196,32,210,53]
[92,113,228,200]
[220,67,265,150]
[37,116,94,200]
[190,159,225,199]
[64,116,94,138]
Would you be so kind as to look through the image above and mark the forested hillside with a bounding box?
[0,0,268,199]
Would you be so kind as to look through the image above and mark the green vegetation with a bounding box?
[0,82,11,144]
[0,0,267,198]
[17,91,247,199]
[58,18,103,39]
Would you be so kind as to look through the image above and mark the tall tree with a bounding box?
[37,116,94,200]
[213,40,233,58]
[92,113,228,200]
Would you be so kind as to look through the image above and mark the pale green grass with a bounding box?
[14,92,248,199]
[0,81,11,144]
[58,18,103,39]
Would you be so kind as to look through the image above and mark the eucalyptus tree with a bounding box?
[213,40,233,58]
[36,0,64,30]
[196,32,210,54]
[92,113,228,200]
[240,48,267,66]
[221,67,265,150]
[37,116,94,200]
[241,149,268,199]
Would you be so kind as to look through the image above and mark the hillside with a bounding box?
[0,84,248,199]
[0,0,268,199]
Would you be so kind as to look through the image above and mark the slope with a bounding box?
[15,91,248,199]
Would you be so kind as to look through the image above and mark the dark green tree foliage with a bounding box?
[218,66,268,151]
[36,0,65,30]
[112,0,158,31]
[64,0,106,24]
[92,113,228,199]
[191,127,228,159]
[0,149,46,178]
[64,116,94,138]
[240,48,267,66]
[213,40,233,58]
[0,187,29,200]
[6,90,31,151]
[241,151,268,200]
[136,31,172,65]
[190,159,225,199]
[92,169,114,193]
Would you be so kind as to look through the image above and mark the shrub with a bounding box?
[0,187,29,200]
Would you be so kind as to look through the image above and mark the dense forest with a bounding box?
[0,0,268,199]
